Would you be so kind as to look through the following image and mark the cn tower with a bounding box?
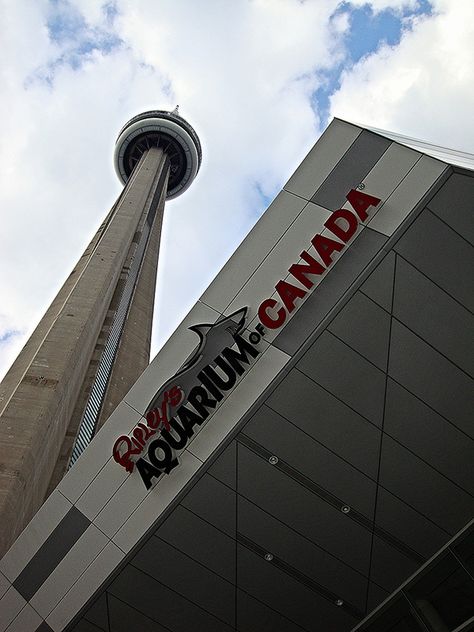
[0,108,201,555]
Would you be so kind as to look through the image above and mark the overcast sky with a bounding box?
[1,0,473,380]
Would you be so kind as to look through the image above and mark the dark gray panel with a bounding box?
[393,256,474,376]
[369,536,421,593]
[360,251,395,312]
[243,405,377,518]
[237,544,359,631]
[273,226,387,356]
[237,444,372,575]
[298,331,386,427]
[366,582,390,615]
[156,505,235,582]
[311,131,391,210]
[375,487,448,559]
[208,441,236,489]
[237,496,368,613]
[109,564,234,632]
[395,209,474,312]
[389,319,473,439]
[107,595,169,632]
[237,589,307,632]
[181,474,235,538]
[427,172,474,245]
[384,379,474,495]
[266,369,381,480]
[83,593,108,631]
[69,621,103,632]
[14,506,90,600]
[328,291,391,370]
[133,537,235,627]
[379,435,474,535]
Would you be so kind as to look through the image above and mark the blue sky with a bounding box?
[1,0,473,379]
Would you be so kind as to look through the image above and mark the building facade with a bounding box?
[0,118,472,631]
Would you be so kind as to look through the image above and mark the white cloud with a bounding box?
[1,0,471,383]
[330,0,474,153]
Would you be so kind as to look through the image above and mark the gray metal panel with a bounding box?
[297,331,386,427]
[427,172,474,245]
[236,589,307,632]
[379,435,474,534]
[133,537,235,627]
[374,487,448,559]
[156,505,235,583]
[384,379,474,495]
[273,227,387,356]
[388,319,473,440]
[107,595,169,632]
[237,545,358,631]
[266,370,381,480]
[395,209,474,312]
[311,131,392,210]
[393,256,474,376]
[35,624,56,632]
[360,251,395,312]
[237,496,368,613]
[180,474,236,537]
[242,406,377,519]
[328,291,391,371]
[208,441,236,489]
[369,537,421,593]
[83,594,108,631]
[69,621,103,632]
[109,564,234,632]
[237,444,372,575]
[13,506,90,600]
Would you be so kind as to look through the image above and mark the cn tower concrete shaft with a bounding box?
[0,147,169,556]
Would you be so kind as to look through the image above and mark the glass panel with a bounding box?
[453,526,474,579]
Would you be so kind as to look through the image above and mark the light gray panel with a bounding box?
[360,251,395,312]
[272,227,387,356]
[427,172,474,245]
[375,487,449,559]
[393,256,474,376]
[237,545,358,631]
[389,319,473,439]
[385,379,474,495]
[237,589,307,632]
[237,444,372,575]
[328,291,391,370]
[379,435,474,534]
[243,405,377,518]
[156,505,235,582]
[311,130,392,210]
[107,595,169,632]
[298,331,386,427]
[208,441,236,489]
[109,564,234,632]
[395,209,474,312]
[133,537,235,627]
[181,474,236,538]
[13,506,90,601]
[266,369,381,480]
[237,496,368,613]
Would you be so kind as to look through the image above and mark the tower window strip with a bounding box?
[68,159,168,468]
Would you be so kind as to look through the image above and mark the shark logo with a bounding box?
[113,307,262,489]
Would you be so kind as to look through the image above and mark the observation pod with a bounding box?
[114,107,202,199]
